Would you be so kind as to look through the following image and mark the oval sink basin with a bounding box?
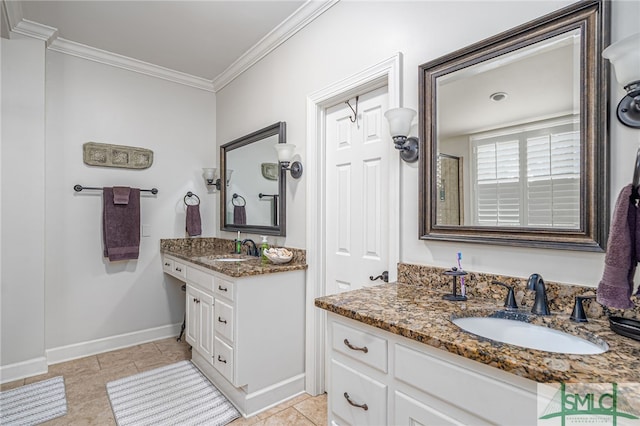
[452,317,607,355]
[212,258,249,262]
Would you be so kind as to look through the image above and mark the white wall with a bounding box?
[1,34,47,377]
[43,51,217,355]
[2,37,217,377]
[216,0,640,287]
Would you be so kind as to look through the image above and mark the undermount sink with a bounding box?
[212,258,249,262]
[452,316,608,355]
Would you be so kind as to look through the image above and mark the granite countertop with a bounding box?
[161,238,307,278]
[315,281,640,384]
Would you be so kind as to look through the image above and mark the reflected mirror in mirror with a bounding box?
[436,30,581,228]
[220,122,286,236]
[420,0,609,251]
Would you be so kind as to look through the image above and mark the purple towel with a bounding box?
[186,204,202,236]
[103,187,140,261]
[597,184,638,309]
[113,186,130,205]
[234,205,246,225]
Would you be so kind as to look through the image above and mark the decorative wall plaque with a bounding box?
[83,142,153,169]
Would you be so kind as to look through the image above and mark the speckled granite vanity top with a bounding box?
[315,263,640,384]
[161,238,307,278]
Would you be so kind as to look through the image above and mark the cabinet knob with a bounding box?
[343,338,368,353]
[217,355,227,364]
[218,317,227,324]
[218,285,228,292]
[344,392,368,411]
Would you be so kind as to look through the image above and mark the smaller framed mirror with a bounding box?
[220,122,287,236]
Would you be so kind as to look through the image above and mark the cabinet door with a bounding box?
[196,289,215,364]
[185,285,199,346]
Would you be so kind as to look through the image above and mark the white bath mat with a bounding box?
[0,376,67,425]
[106,360,240,426]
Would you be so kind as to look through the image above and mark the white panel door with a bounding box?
[325,86,389,295]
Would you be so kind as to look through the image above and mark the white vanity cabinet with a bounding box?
[327,313,539,426]
[162,254,306,417]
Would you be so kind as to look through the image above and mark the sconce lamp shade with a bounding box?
[384,108,416,137]
[202,168,216,181]
[274,143,296,163]
[603,33,640,128]
[225,169,234,185]
[602,33,640,87]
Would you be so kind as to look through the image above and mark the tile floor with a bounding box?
[1,337,327,425]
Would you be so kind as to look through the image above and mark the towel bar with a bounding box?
[74,184,158,194]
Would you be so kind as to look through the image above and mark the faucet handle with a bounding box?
[570,295,596,323]
[491,280,518,310]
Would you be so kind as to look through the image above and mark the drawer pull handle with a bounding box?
[164,262,170,267]
[217,355,227,364]
[344,392,368,411]
[344,339,368,353]
[175,267,182,272]
[218,317,227,324]
[218,285,228,292]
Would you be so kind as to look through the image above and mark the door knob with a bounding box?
[369,271,389,283]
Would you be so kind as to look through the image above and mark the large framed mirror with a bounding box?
[419,0,609,251]
[220,122,286,236]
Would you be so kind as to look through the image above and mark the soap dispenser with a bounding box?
[260,236,269,263]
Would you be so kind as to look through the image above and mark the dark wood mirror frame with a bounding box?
[220,122,287,236]
[418,0,610,252]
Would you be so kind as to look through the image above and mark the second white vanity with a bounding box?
[161,241,306,418]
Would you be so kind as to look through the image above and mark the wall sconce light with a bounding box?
[602,32,640,128]
[202,168,233,190]
[384,107,419,162]
[274,143,303,178]
[202,168,217,189]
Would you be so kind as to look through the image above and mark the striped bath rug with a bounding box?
[106,360,240,426]
[0,376,67,425]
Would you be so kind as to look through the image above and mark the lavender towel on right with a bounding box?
[597,184,637,309]
[234,205,246,225]
[186,204,202,236]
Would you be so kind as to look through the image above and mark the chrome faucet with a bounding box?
[527,273,550,315]
[242,239,260,257]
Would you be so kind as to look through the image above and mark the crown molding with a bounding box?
[12,19,58,44]
[4,0,337,93]
[48,37,214,91]
[212,0,339,91]
[3,0,23,30]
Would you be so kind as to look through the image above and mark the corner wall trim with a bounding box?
[0,357,48,385]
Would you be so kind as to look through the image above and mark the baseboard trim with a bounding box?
[46,323,182,365]
[0,356,48,384]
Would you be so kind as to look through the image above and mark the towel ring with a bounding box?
[232,193,246,207]
[184,191,200,206]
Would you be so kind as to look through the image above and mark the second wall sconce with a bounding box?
[602,32,640,128]
[384,107,419,162]
[202,168,233,190]
[274,143,303,178]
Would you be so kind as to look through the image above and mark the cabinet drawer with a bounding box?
[214,337,234,383]
[330,359,387,426]
[394,343,536,425]
[332,321,387,373]
[214,299,234,343]
[186,265,214,290]
[172,260,187,280]
[162,257,174,274]
[214,277,234,301]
